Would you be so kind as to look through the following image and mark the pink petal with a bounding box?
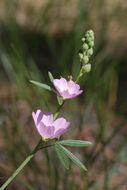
[53,118,70,138]
[59,78,68,91]
[61,90,83,99]
[32,110,43,125]
[42,113,54,126]
[60,90,70,99]
[53,78,67,93]
[37,122,55,139]
[53,128,69,138]
[67,80,83,95]
[67,80,78,94]
[72,90,83,98]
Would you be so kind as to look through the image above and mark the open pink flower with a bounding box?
[53,77,83,99]
[32,110,70,139]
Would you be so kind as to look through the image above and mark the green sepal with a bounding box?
[48,71,54,82]
[57,96,63,105]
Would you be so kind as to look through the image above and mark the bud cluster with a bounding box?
[79,30,94,73]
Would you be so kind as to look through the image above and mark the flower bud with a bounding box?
[85,33,89,39]
[88,30,94,37]
[82,37,85,42]
[82,64,91,73]
[89,41,94,48]
[79,53,83,61]
[82,43,89,51]
[90,35,94,41]
[83,56,89,65]
[87,48,93,56]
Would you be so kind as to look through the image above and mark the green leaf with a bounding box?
[48,71,54,82]
[59,140,92,147]
[57,96,63,105]
[58,144,87,171]
[54,143,70,169]
[30,80,52,91]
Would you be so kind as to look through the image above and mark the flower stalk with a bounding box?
[54,100,65,120]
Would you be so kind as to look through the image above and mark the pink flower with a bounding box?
[53,77,83,99]
[32,110,70,140]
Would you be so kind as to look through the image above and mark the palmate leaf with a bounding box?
[54,143,70,169]
[59,140,92,147]
[30,80,52,91]
[48,71,54,82]
[57,143,87,171]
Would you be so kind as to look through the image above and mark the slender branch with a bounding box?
[54,101,65,120]
[75,66,83,83]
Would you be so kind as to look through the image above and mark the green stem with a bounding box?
[75,66,83,83]
[54,101,65,120]
[0,140,53,190]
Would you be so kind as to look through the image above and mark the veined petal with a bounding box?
[37,122,55,139]
[42,113,54,126]
[61,90,70,99]
[53,78,68,93]
[32,110,42,125]
[53,118,70,137]
[61,90,83,99]
[67,80,79,94]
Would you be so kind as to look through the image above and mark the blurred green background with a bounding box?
[0,0,127,189]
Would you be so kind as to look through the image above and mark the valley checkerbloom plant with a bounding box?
[32,110,70,139]
[53,77,83,99]
[0,30,94,190]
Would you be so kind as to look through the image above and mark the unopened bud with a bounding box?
[82,37,85,42]
[82,43,89,51]
[87,48,93,56]
[83,56,89,65]
[89,41,94,48]
[85,33,89,39]
[79,53,83,61]
[88,30,94,36]
[82,64,91,73]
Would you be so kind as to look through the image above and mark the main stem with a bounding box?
[0,140,48,190]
